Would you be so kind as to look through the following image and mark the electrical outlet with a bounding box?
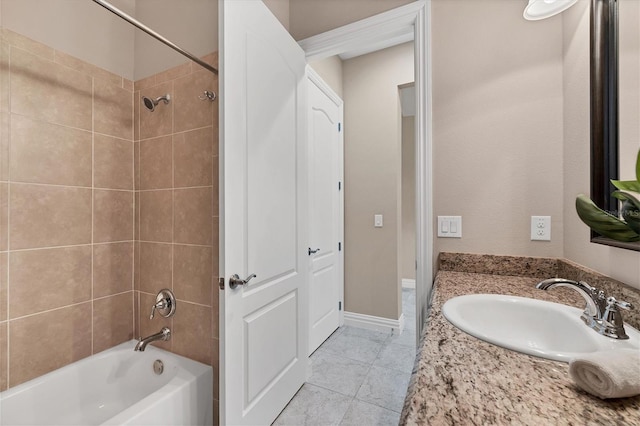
[531,216,551,241]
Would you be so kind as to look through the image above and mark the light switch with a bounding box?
[438,216,462,238]
[374,214,383,228]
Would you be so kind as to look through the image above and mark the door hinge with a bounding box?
[339,301,342,311]
[338,122,341,132]
[338,181,341,191]
[218,277,225,290]
[338,242,342,251]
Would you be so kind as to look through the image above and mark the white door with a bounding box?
[219,1,308,425]
[307,69,344,355]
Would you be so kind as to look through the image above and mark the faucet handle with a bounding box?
[600,297,632,340]
[608,297,633,310]
[149,289,176,319]
[149,299,167,319]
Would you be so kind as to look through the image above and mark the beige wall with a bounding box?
[562,0,640,290]
[309,55,344,98]
[134,0,218,80]
[432,0,564,259]
[263,0,290,31]
[289,0,415,41]
[1,0,135,79]
[343,42,413,320]
[402,115,415,280]
[0,30,135,390]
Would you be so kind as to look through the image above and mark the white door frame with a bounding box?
[298,0,433,338]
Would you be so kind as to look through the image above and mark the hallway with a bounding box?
[273,289,417,425]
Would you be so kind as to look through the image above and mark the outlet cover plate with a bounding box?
[531,216,551,241]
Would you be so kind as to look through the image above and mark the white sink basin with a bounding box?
[441,294,640,362]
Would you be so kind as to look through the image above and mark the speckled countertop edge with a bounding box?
[400,270,640,426]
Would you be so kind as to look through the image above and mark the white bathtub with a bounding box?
[0,340,213,425]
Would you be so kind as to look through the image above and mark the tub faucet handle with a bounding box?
[150,299,166,319]
[149,289,176,319]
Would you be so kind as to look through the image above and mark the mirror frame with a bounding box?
[590,0,640,251]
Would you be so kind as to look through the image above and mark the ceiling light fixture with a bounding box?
[523,0,579,20]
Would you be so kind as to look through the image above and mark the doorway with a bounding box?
[299,0,433,341]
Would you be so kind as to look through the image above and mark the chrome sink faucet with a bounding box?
[134,327,171,351]
[536,278,633,339]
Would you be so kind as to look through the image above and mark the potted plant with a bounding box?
[576,150,640,242]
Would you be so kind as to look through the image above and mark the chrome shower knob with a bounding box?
[150,289,176,319]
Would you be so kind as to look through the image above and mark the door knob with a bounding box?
[308,248,320,255]
[229,273,257,289]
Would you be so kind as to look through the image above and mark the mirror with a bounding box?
[591,0,640,251]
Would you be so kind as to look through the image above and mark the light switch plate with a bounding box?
[374,214,383,228]
[438,216,462,238]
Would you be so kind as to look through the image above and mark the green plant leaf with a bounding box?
[613,191,640,235]
[575,194,640,242]
[612,190,640,207]
[611,180,640,192]
[621,201,640,235]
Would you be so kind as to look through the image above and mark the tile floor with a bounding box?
[273,288,417,426]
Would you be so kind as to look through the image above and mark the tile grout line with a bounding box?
[8,241,134,253]
[170,78,175,353]
[9,300,94,322]
[132,87,136,342]
[91,75,95,356]
[5,45,11,388]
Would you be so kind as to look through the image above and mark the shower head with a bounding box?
[142,94,171,112]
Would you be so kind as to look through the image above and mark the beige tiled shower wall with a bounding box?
[0,29,135,389]
[133,53,219,423]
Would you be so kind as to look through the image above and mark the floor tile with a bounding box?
[308,349,370,396]
[373,342,417,374]
[321,332,385,364]
[386,328,416,348]
[355,365,411,413]
[275,289,418,424]
[339,325,391,344]
[273,384,352,426]
[404,319,416,332]
[339,399,401,426]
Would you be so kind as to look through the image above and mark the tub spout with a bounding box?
[135,327,171,351]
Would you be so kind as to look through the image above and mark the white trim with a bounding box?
[414,1,434,339]
[298,1,427,62]
[299,1,434,338]
[306,66,343,107]
[402,279,416,289]
[344,311,405,334]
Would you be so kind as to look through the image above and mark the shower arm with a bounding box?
[91,0,218,76]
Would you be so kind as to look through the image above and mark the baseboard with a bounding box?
[402,279,416,289]
[343,311,405,334]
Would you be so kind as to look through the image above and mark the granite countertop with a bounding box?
[400,270,640,425]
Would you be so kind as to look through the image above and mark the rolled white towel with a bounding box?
[569,349,640,399]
